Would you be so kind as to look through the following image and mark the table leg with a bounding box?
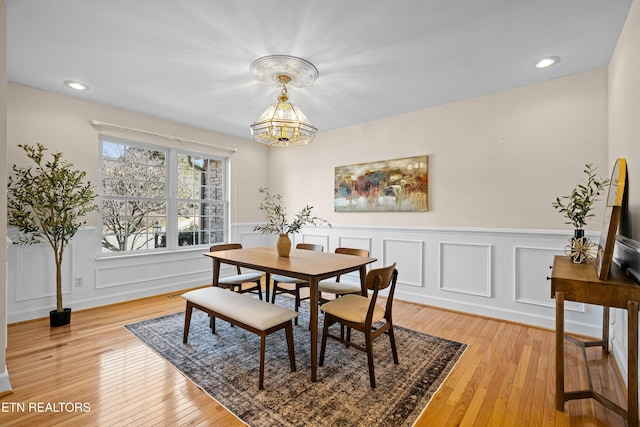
[212,259,221,287]
[628,301,639,427]
[309,276,319,382]
[556,291,565,411]
[359,266,367,296]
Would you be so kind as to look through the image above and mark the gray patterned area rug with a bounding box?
[125,298,467,427]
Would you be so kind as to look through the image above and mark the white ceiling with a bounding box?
[6,0,633,141]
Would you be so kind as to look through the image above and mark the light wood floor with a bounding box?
[0,287,629,426]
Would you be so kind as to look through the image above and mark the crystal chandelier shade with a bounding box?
[249,56,318,146]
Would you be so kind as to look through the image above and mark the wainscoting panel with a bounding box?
[238,231,271,248]
[14,243,73,301]
[96,256,209,290]
[300,234,331,251]
[513,246,583,312]
[383,239,423,288]
[337,236,372,254]
[439,242,492,297]
[6,224,607,339]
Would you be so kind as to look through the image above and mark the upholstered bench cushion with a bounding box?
[182,287,298,331]
[321,294,385,324]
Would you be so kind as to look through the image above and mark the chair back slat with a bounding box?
[329,248,369,283]
[210,243,242,252]
[365,263,396,292]
[335,247,369,257]
[210,243,243,274]
[384,269,399,314]
[296,243,323,252]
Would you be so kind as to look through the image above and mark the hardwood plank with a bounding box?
[0,291,629,426]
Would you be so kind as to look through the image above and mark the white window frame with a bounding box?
[98,135,229,255]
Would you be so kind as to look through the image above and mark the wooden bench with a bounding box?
[182,286,298,390]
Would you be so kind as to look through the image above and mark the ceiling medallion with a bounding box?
[249,55,318,146]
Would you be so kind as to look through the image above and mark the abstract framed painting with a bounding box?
[334,155,428,212]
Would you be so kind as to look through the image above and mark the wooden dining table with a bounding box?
[204,245,377,382]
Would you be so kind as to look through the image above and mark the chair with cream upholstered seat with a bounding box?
[318,247,370,303]
[271,243,323,324]
[319,263,398,388]
[209,243,263,299]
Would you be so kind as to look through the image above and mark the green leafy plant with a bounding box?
[7,143,98,313]
[552,163,609,229]
[253,187,330,235]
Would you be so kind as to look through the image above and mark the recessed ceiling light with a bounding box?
[534,56,561,69]
[64,80,89,91]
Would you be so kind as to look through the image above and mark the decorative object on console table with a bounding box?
[7,143,98,327]
[252,187,330,257]
[552,163,609,263]
[595,158,627,280]
[568,229,592,264]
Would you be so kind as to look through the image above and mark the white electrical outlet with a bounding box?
[74,276,83,287]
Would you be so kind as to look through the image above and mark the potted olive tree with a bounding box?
[7,143,97,327]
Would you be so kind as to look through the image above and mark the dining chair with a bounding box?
[319,263,398,388]
[318,247,370,303]
[271,243,323,324]
[209,243,263,299]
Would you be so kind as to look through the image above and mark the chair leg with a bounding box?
[259,333,266,390]
[183,303,193,343]
[388,324,399,364]
[210,315,216,334]
[365,332,376,388]
[271,282,278,304]
[319,314,333,366]
[294,287,301,326]
[285,322,296,372]
[255,280,263,300]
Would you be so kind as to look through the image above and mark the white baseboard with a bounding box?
[0,368,12,394]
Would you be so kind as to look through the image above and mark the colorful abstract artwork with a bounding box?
[334,155,428,212]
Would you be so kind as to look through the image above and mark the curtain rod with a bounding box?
[90,120,238,154]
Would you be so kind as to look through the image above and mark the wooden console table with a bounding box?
[551,255,640,426]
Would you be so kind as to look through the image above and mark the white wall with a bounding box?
[610,0,640,241]
[8,223,605,339]
[608,0,640,390]
[269,68,610,232]
[7,83,269,225]
[295,225,602,336]
[5,83,270,322]
[0,1,11,395]
[5,7,633,397]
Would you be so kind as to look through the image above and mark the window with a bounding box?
[99,137,227,253]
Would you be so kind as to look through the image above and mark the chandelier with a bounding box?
[249,55,318,146]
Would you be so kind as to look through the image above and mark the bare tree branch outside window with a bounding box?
[99,140,227,253]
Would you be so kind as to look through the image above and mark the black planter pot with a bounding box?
[49,308,72,327]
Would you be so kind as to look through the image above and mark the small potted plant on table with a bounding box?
[552,163,609,263]
[253,187,330,257]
